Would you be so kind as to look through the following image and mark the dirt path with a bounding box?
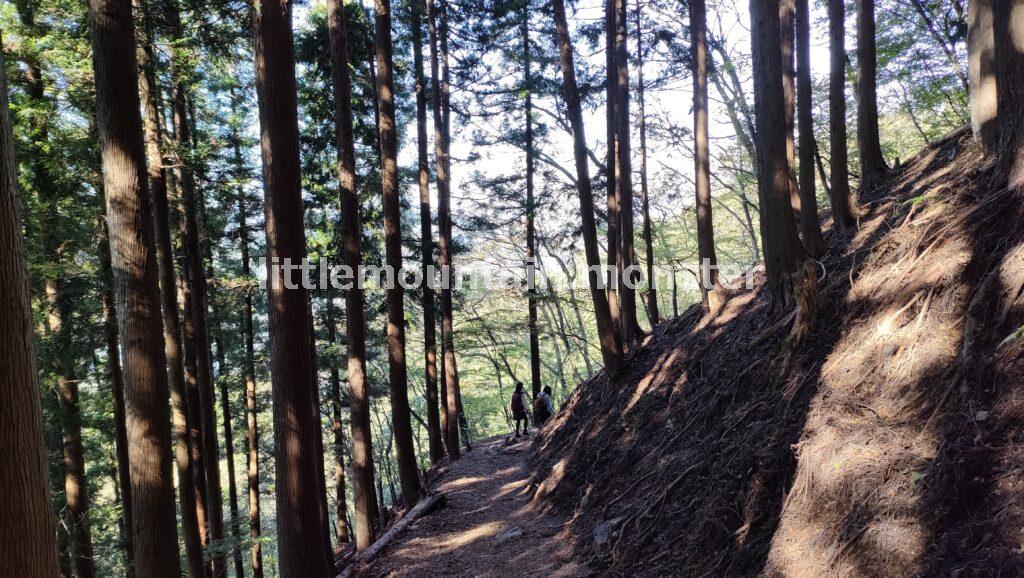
[360,436,584,577]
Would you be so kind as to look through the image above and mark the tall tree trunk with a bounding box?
[100,224,135,577]
[375,0,423,507]
[781,0,801,213]
[635,2,659,325]
[855,0,888,191]
[252,0,332,572]
[0,34,63,574]
[604,0,620,336]
[324,289,349,546]
[828,0,856,229]
[552,0,624,373]
[523,9,543,398]
[795,0,826,257]
[165,6,225,572]
[411,0,445,464]
[690,0,719,309]
[968,0,998,152]
[87,0,183,571]
[136,3,207,572]
[429,0,463,460]
[992,0,1024,190]
[614,0,640,344]
[327,0,379,552]
[234,133,264,578]
[216,336,245,578]
[750,0,807,304]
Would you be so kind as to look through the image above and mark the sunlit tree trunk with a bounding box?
[411,0,445,465]
[0,34,63,575]
[780,0,801,213]
[252,0,332,571]
[855,0,888,191]
[88,0,183,570]
[614,0,640,343]
[690,0,719,309]
[552,0,624,373]
[992,0,1024,190]
[969,0,998,152]
[795,0,826,257]
[750,0,807,304]
[828,0,856,229]
[327,0,379,551]
[522,9,543,397]
[604,0,620,337]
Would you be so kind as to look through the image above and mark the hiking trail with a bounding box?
[358,435,584,577]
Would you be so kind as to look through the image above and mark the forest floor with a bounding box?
[359,435,585,577]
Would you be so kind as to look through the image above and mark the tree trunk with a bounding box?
[690,0,719,308]
[828,0,856,229]
[614,0,640,343]
[327,0,380,552]
[552,0,624,373]
[429,0,463,460]
[411,0,445,465]
[855,0,888,191]
[100,223,135,577]
[252,0,332,572]
[374,0,423,509]
[968,0,998,152]
[992,0,1024,190]
[165,7,225,572]
[604,0,620,337]
[216,334,245,578]
[795,0,826,257]
[750,0,807,305]
[781,0,801,213]
[635,3,659,325]
[324,289,350,546]
[234,130,264,578]
[0,34,63,574]
[523,10,543,397]
[136,4,207,572]
[87,0,183,571]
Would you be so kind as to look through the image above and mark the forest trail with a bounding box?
[359,436,584,577]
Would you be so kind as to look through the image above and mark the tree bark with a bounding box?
[969,0,998,152]
[781,0,801,213]
[165,6,225,571]
[992,0,1024,190]
[136,3,207,572]
[750,0,807,304]
[324,289,350,546]
[88,0,183,571]
[411,0,445,465]
[829,0,856,229]
[0,33,63,575]
[234,128,264,578]
[429,0,464,460]
[327,0,380,552]
[252,0,332,572]
[523,9,543,397]
[552,0,624,373]
[795,0,826,257]
[604,0,620,337]
[216,334,245,578]
[374,0,423,509]
[690,0,719,309]
[855,0,888,191]
[635,2,659,324]
[614,0,640,343]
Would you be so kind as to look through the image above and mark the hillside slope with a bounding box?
[528,129,1024,576]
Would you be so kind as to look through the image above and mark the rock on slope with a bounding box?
[528,129,1024,577]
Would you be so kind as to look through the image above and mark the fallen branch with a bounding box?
[337,493,446,578]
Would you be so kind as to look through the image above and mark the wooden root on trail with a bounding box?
[337,492,447,578]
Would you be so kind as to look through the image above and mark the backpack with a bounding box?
[511,392,524,413]
[533,395,549,419]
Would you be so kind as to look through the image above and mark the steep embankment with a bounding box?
[528,129,1024,576]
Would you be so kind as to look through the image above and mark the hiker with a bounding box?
[533,386,554,427]
[510,382,530,437]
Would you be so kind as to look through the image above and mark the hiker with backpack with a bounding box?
[533,386,554,427]
[510,382,531,437]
